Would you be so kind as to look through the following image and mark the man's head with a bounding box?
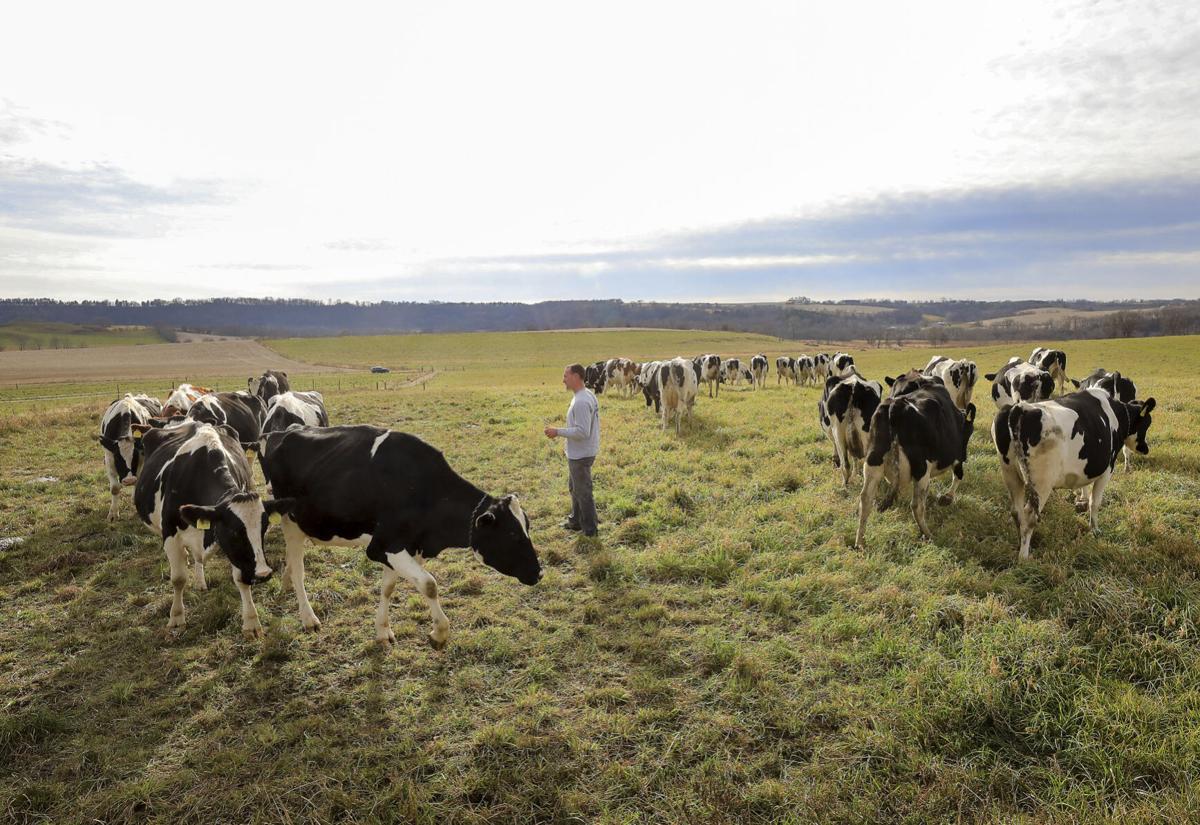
[564,364,585,391]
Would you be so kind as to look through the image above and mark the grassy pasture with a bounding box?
[2,330,1200,823]
[0,322,165,352]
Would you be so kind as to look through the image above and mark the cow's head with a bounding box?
[98,424,139,485]
[179,494,295,585]
[886,370,936,398]
[1126,397,1156,454]
[470,494,541,586]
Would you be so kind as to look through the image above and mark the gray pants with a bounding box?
[568,456,598,533]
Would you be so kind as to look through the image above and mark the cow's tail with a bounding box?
[1006,403,1039,515]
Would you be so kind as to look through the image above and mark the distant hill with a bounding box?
[2,297,1197,344]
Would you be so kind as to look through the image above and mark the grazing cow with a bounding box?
[639,361,663,413]
[584,361,608,394]
[696,354,722,397]
[186,392,267,448]
[817,370,883,486]
[1030,348,1070,395]
[813,353,831,376]
[134,421,293,636]
[776,356,798,386]
[656,357,699,434]
[922,356,979,410]
[161,383,211,417]
[249,370,291,403]
[827,352,855,379]
[855,371,976,548]
[986,358,1054,407]
[992,389,1156,559]
[723,358,743,386]
[795,355,817,386]
[98,394,163,520]
[1073,368,1141,474]
[259,425,541,646]
[605,358,639,398]
[749,354,769,389]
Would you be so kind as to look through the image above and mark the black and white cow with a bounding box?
[827,352,855,379]
[795,355,817,386]
[639,361,663,413]
[262,391,329,436]
[813,353,831,376]
[986,358,1054,407]
[98,394,163,520]
[248,370,291,403]
[259,425,541,646]
[817,370,883,486]
[992,389,1156,559]
[922,356,979,411]
[187,391,267,448]
[855,371,976,548]
[749,354,769,389]
[605,358,639,398]
[723,358,743,386]
[584,361,608,394]
[696,354,722,397]
[1075,368,1140,471]
[657,357,699,434]
[1030,347,1070,395]
[776,356,798,386]
[162,383,211,417]
[134,420,293,636]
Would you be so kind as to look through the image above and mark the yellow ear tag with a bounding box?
[133,430,143,439]
[268,512,282,525]
[196,518,211,530]
[245,449,255,461]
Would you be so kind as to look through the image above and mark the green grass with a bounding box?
[0,322,165,351]
[2,331,1200,822]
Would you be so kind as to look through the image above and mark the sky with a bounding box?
[1,0,1197,303]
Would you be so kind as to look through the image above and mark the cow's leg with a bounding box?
[912,474,933,539]
[1087,470,1111,534]
[186,533,208,591]
[938,465,962,505]
[877,453,900,512]
[855,461,884,548]
[232,566,264,638]
[165,534,188,629]
[834,431,852,488]
[281,518,320,630]
[1123,445,1131,473]
[377,549,449,649]
[104,455,121,521]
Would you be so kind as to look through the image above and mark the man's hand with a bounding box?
[544,426,558,439]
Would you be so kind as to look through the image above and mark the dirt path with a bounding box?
[0,339,350,385]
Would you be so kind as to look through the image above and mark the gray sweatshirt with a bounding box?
[558,389,600,459]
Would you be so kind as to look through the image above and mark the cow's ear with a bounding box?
[179,504,220,530]
[984,373,997,381]
[263,497,296,525]
[98,435,117,449]
[884,376,896,387]
[1070,379,1080,388]
[475,511,496,528]
[131,423,152,439]
[964,404,976,425]
[1142,397,1156,414]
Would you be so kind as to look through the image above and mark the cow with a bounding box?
[1030,348,1070,395]
[749,354,769,389]
[992,389,1156,559]
[605,358,639,398]
[795,355,817,386]
[723,358,743,386]
[986,358,1054,407]
[133,420,293,636]
[258,424,541,647]
[186,391,267,448]
[1071,368,1141,474]
[161,383,212,417]
[639,361,663,413]
[813,353,831,376]
[817,370,883,486]
[855,371,976,548]
[249,370,291,403]
[98,394,163,520]
[656,357,699,434]
[584,361,608,394]
[827,352,855,379]
[922,356,979,410]
[696,354,722,397]
[776,356,798,386]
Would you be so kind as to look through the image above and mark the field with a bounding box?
[3,330,1200,823]
[0,322,166,352]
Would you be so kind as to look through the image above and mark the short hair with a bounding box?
[567,363,586,379]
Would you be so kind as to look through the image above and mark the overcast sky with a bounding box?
[1,0,1197,303]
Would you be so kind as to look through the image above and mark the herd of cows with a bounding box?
[92,345,1156,646]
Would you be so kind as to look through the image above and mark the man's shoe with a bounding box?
[560,519,582,532]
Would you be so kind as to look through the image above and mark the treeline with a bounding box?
[1,297,1198,343]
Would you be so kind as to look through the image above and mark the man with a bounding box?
[544,363,600,537]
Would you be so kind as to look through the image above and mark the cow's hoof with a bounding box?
[302,617,322,632]
[937,494,954,506]
[243,625,264,639]
[428,632,448,651]
[376,629,396,646]
[166,616,185,630]
[193,582,208,592]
